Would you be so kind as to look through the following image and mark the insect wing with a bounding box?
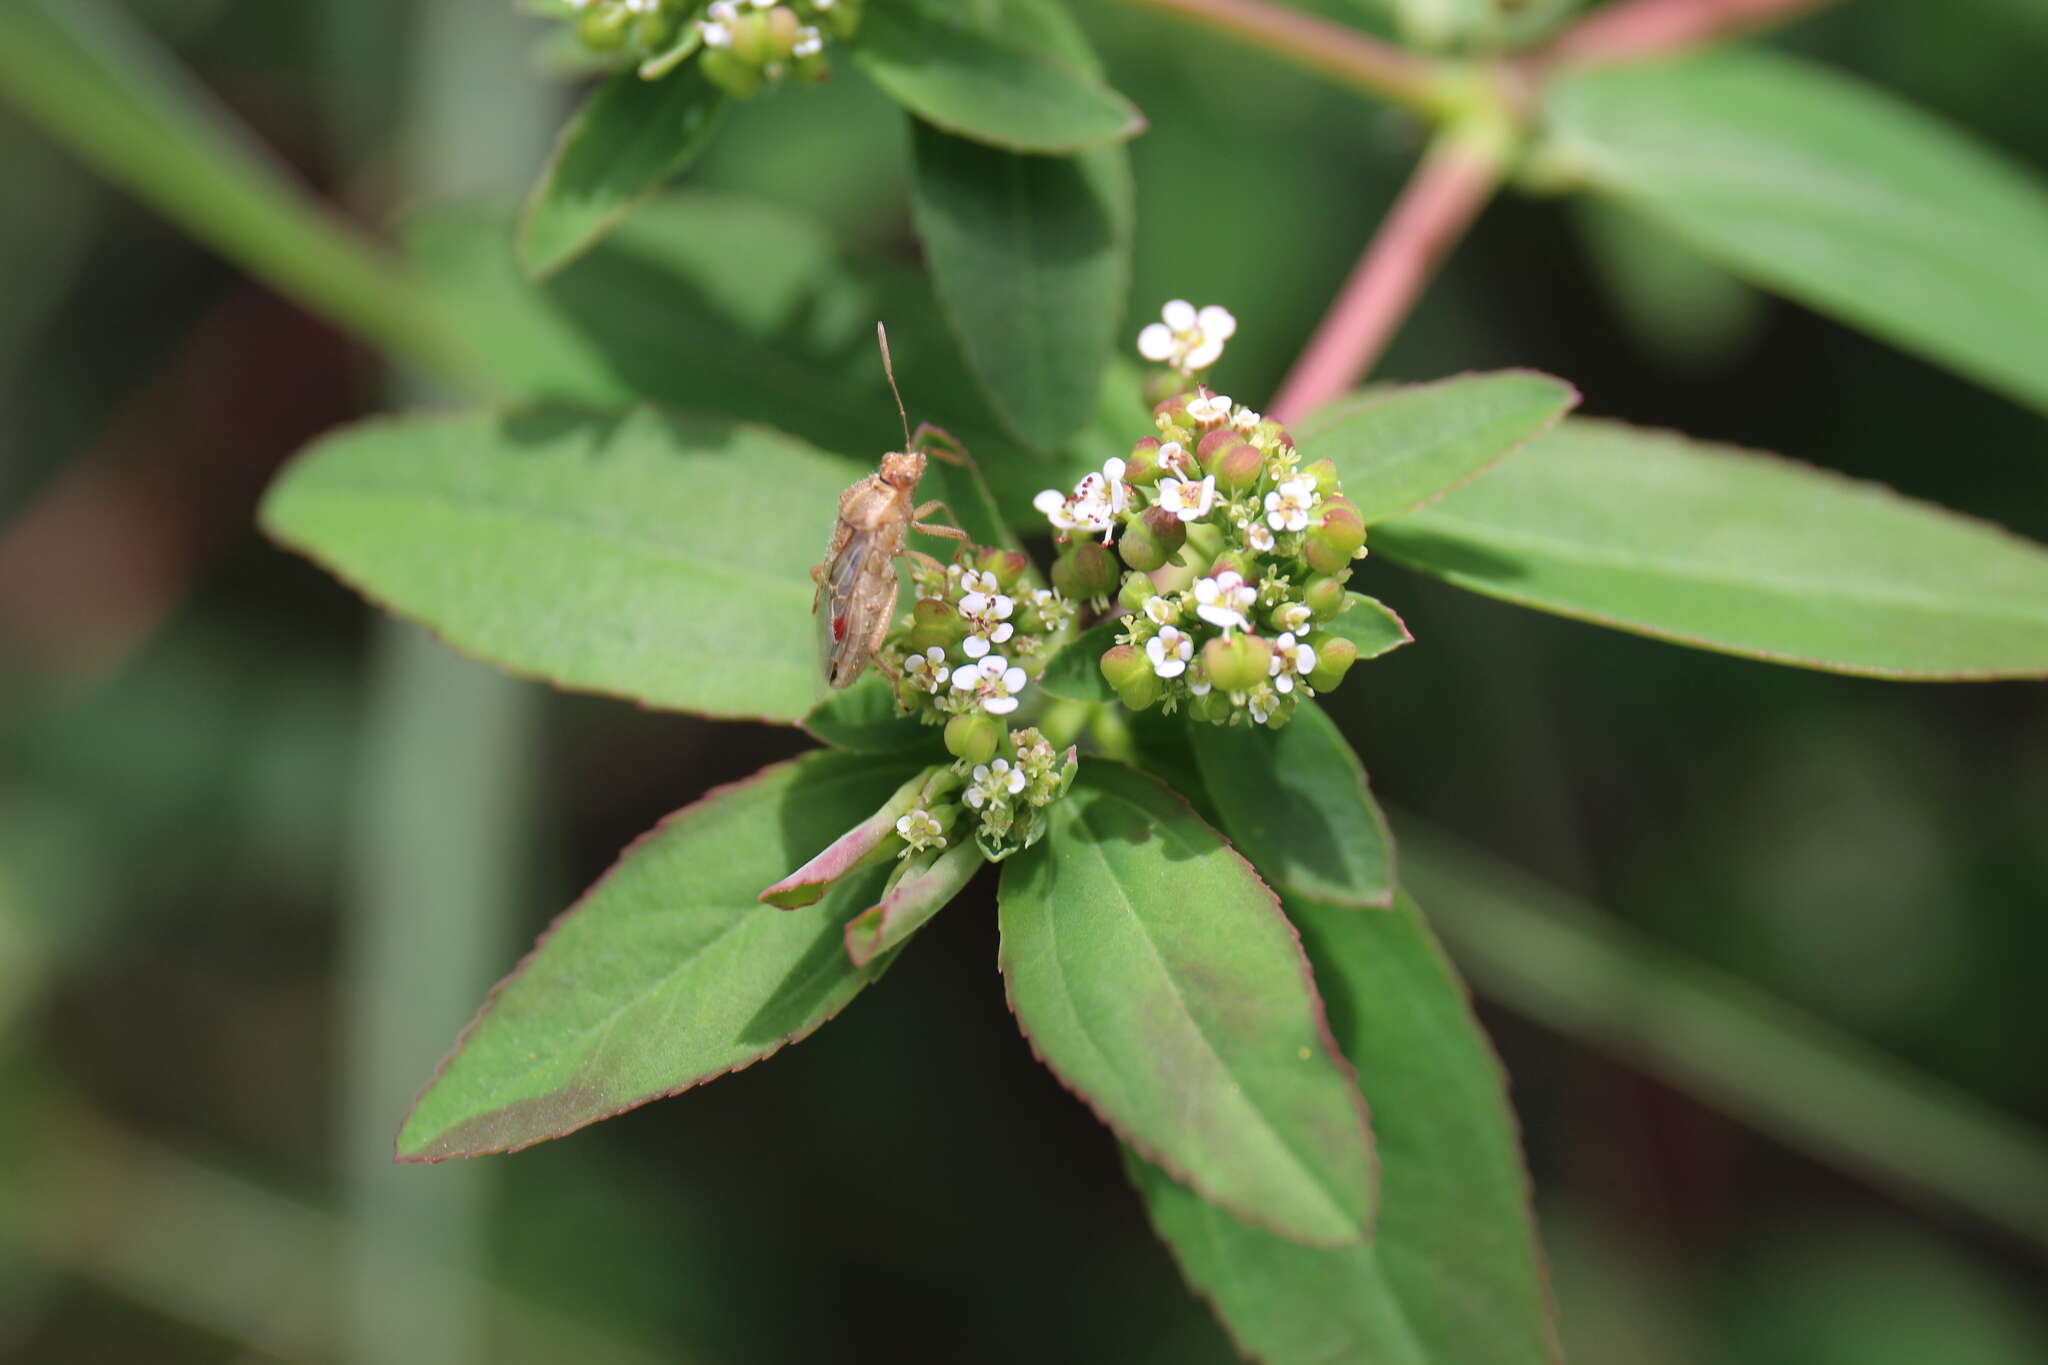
[822,522,903,689]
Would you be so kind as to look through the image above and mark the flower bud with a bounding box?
[577,5,633,49]
[1302,573,1348,619]
[904,597,963,651]
[763,4,801,56]
[1124,437,1163,486]
[1188,686,1231,724]
[1117,571,1156,613]
[633,10,679,50]
[1195,428,1237,468]
[1152,392,1196,423]
[1119,505,1187,572]
[945,712,1002,765]
[701,48,763,97]
[1306,634,1358,692]
[1301,458,1340,496]
[1209,549,1255,584]
[1099,643,1150,692]
[1213,442,1263,494]
[977,547,1030,592]
[1052,541,1118,600]
[1114,672,1161,712]
[1304,505,1366,575]
[1203,633,1274,692]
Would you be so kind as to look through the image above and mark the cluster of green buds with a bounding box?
[892,726,1078,863]
[1034,302,1369,730]
[554,0,859,91]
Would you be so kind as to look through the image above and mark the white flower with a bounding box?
[1034,458,1130,541]
[1232,407,1263,433]
[1247,683,1280,725]
[1274,600,1313,635]
[793,24,823,56]
[951,655,1027,716]
[1156,440,1192,476]
[1242,520,1276,554]
[965,759,1028,809]
[1189,673,1212,696]
[1193,570,1257,633]
[903,645,950,693]
[1269,632,1317,694]
[959,567,1001,598]
[700,19,732,45]
[1146,626,1194,679]
[1028,587,1075,633]
[959,587,1016,660]
[1264,476,1316,533]
[1185,392,1233,425]
[1156,474,1217,523]
[1142,594,1181,626]
[1136,300,1238,375]
[895,808,947,856]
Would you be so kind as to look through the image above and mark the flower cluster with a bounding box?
[889,727,1078,863]
[1034,319,1370,727]
[559,0,857,91]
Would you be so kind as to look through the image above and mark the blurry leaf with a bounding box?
[1295,372,1579,524]
[261,405,863,723]
[519,65,725,277]
[1322,592,1414,660]
[0,0,463,374]
[1376,418,2048,679]
[802,674,944,755]
[998,762,1376,1247]
[1129,891,1559,1365]
[844,841,983,967]
[1035,616,1121,703]
[1189,699,1395,909]
[398,752,917,1160]
[1545,50,2048,418]
[1395,814,2048,1253]
[910,126,1129,453]
[1571,196,1767,374]
[854,6,1144,154]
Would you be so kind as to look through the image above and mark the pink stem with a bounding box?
[1269,136,1503,423]
[1117,0,1443,115]
[1541,0,1837,67]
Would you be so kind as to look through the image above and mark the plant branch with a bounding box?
[1541,0,1840,68]
[1115,0,1445,116]
[1270,122,1507,423]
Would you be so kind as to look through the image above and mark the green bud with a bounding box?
[1188,686,1231,724]
[763,4,802,56]
[905,597,963,651]
[1303,573,1348,619]
[1184,520,1225,563]
[1306,634,1358,692]
[1117,571,1156,613]
[1214,442,1263,494]
[577,5,634,50]
[701,47,763,96]
[1195,428,1237,471]
[1150,387,1195,418]
[1115,673,1161,711]
[1302,458,1340,496]
[977,547,1030,592]
[1124,437,1163,486]
[1210,549,1255,584]
[1053,540,1118,600]
[632,10,679,51]
[1303,505,1366,575]
[1119,504,1188,572]
[1099,643,1149,692]
[945,712,1002,765]
[1203,633,1274,692]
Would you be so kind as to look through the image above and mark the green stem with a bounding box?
[0,0,474,381]
[1115,0,1449,116]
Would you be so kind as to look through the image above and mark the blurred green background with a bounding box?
[3,1,2046,1360]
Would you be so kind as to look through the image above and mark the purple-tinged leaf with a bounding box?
[997,762,1377,1247]
[759,768,932,909]
[1322,592,1414,661]
[843,841,983,968]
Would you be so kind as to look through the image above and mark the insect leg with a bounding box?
[911,500,972,556]
[910,422,973,467]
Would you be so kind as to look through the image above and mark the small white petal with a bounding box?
[1197,305,1237,340]
[1137,323,1175,361]
[1161,299,1197,331]
[963,635,990,659]
[984,696,1019,716]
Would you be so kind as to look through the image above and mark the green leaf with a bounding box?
[1295,371,1579,524]
[519,64,725,277]
[1375,417,2048,679]
[1035,616,1121,703]
[843,842,983,967]
[909,125,1130,453]
[853,7,1145,155]
[802,674,944,755]
[261,405,863,722]
[1189,699,1395,909]
[1544,49,2048,418]
[397,752,918,1160]
[1129,890,1560,1365]
[998,762,1376,1247]
[1323,592,1414,660]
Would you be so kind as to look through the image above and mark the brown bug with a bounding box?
[812,325,971,690]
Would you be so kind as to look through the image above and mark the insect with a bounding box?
[812,324,972,690]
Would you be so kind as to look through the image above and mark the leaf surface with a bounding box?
[1035,615,1122,703]
[1189,700,1395,909]
[1322,593,1414,660]
[1376,418,2048,679]
[398,752,918,1160]
[519,64,725,277]
[854,6,1144,154]
[261,406,861,721]
[1295,371,1579,525]
[998,762,1376,1247]
[1545,50,2048,416]
[1129,891,1559,1365]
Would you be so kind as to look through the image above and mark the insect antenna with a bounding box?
[876,321,912,452]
